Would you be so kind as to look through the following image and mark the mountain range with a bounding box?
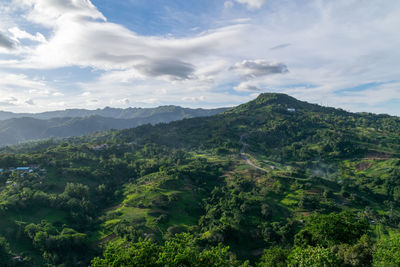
[0,106,227,147]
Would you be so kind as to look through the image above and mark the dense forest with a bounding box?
[0,93,400,266]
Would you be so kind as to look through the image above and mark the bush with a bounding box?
[288,246,340,267]
[373,233,400,267]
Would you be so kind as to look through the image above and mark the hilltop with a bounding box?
[114,93,400,160]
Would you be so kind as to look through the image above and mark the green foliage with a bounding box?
[373,233,400,267]
[332,235,373,267]
[0,106,227,147]
[91,233,241,267]
[91,239,160,267]
[288,246,340,267]
[24,220,86,265]
[294,211,370,247]
[0,93,399,265]
[0,237,12,266]
[258,247,289,267]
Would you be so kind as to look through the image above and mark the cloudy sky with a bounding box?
[0,0,399,114]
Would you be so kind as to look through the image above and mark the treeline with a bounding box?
[92,212,400,266]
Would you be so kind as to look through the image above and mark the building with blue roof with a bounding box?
[16,167,30,171]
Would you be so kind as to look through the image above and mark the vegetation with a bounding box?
[0,93,399,266]
[90,233,242,267]
[0,106,226,147]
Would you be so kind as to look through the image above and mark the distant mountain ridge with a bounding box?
[0,105,228,120]
[0,106,228,147]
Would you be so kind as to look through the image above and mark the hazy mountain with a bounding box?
[0,106,227,147]
[0,106,227,120]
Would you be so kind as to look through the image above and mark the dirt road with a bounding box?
[240,135,268,173]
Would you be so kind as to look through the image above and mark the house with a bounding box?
[92,144,109,151]
[16,167,30,172]
[12,256,24,262]
[5,181,17,187]
[287,108,296,112]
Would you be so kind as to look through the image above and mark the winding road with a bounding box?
[240,135,268,173]
[239,135,313,181]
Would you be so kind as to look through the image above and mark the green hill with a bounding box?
[114,93,400,159]
[0,93,399,266]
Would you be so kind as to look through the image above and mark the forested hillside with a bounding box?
[0,106,227,147]
[0,93,400,266]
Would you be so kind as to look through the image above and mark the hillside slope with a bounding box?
[114,93,400,160]
[0,93,399,266]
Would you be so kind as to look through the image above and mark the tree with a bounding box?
[0,237,12,266]
[294,211,370,247]
[288,246,340,267]
[332,235,373,266]
[258,246,289,267]
[373,233,400,267]
[91,233,242,267]
[91,239,160,267]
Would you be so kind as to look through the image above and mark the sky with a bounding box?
[0,0,399,115]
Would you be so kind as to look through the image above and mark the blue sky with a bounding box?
[0,0,399,115]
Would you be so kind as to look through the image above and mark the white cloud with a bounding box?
[25,98,35,105]
[7,0,248,82]
[80,92,91,97]
[333,82,400,106]
[182,96,206,102]
[12,0,106,26]
[234,82,261,92]
[0,73,46,88]
[9,26,46,43]
[224,1,234,9]
[270,43,291,50]
[52,92,64,97]
[0,0,399,114]
[119,98,130,105]
[230,60,288,79]
[235,0,266,10]
[0,96,18,107]
[0,71,65,112]
[0,31,15,49]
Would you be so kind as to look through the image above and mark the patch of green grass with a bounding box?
[116,206,149,222]
[7,207,68,225]
[281,194,299,206]
[235,164,251,171]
